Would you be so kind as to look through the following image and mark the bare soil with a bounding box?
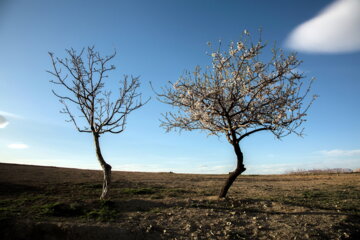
[0,163,359,239]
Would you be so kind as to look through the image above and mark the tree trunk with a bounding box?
[93,133,112,200]
[219,142,246,198]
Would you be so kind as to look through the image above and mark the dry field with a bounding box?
[0,163,359,240]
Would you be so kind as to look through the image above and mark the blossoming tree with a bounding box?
[48,47,148,199]
[157,31,317,198]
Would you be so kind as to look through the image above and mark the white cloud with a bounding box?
[7,143,29,149]
[319,149,360,157]
[0,115,9,128]
[113,163,173,173]
[286,0,360,53]
[0,111,21,119]
[246,163,296,175]
[197,164,233,173]
[0,111,22,128]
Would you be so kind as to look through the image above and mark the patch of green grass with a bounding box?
[0,199,18,207]
[40,202,84,217]
[79,183,103,189]
[0,205,19,219]
[86,200,118,222]
[166,188,193,197]
[0,194,51,218]
[0,194,44,206]
[119,186,194,199]
[120,187,157,195]
[0,192,122,222]
[119,186,193,197]
[275,186,360,213]
[150,194,165,199]
[35,200,120,221]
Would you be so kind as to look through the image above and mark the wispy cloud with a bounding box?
[0,111,22,119]
[7,143,29,149]
[0,115,9,128]
[0,110,23,128]
[319,149,360,157]
[197,164,233,173]
[113,163,172,172]
[286,0,360,53]
[246,163,297,175]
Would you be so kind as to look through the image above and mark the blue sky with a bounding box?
[0,0,359,174]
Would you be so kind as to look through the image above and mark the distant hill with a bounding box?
[286,168,354,174]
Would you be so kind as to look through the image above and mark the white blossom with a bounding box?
[237,42,244,50]
[159,30,316,143]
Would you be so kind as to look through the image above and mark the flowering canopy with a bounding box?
[158,32,317,145]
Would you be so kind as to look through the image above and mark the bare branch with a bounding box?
[48,46,149,135]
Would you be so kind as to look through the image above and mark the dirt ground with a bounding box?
[0,163,359,240]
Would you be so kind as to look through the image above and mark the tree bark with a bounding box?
[93,133,112,200]
[219,142,246,198]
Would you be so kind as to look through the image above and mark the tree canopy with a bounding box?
[159,32,317,145]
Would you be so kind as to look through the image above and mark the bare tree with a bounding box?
[157,31,317,198]
[48,47,148,200]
